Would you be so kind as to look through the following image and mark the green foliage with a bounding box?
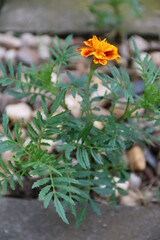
[0,35,159,227]
[88,0,142,35]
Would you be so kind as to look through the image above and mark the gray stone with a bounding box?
[17,47,38,65]
[0,0,159,35]
[5,49,17,65]
[38,44,50,61]
[0,198,160,240]
[0,47,6,60]
[0,33,21,48]
[21,33,38,48]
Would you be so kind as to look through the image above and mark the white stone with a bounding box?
[129,173,142,190]
[151,52,160,67]
[21,33,38,47]
[5,49,17,65]
[92,107,110,117]
[39,35,51,46]
[51,72,57,84]
[93,121,104,130]
[0,34,22,48]
[5,103,33,125]
[38,44,50,60]
[41,139,55,154]
[65,94,82,118]
[120,195,138,206]
[91,76,111,107]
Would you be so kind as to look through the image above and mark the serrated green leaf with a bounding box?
[32,178,50,189]
[41,98,49,117]
[2,179,8,195]
[79,123,93,141]
[54,196,69,224]
[7,90,30,99]
[16,62,22,89]
[17,173,23,187]
[65,143,75,160]
[55,35,64,50]
[76,146,86,169]
[54,177,81,185]
[44,191,53,209]
[14,120,19,141]
[55,185,80,195]
[92,187,114,195]
[71,88,76,98]
[82,148,90,169]
[90,199,101,216]
[90,149,103,165]
[37,111,45,126]
[117,187,128,196]
[27,123,39,138]
[0,157,10,174]
[75,204,87,228]
[33,117,41,131]
[8,161,16,172]
[9,175,15,190]
[2,112,9,134]
[39,185,51,200]
[51,89,66,115]
[0,63,6,76]
[70,203,76,217]
[30,94,37,104]
[65,34,72,49]
[78,179,93,186]
[8,60,14,78]
[0,171,6,178]
[57,192,75,205]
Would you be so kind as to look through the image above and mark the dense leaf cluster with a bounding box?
[0,36,159,226]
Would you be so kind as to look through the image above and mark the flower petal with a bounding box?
[94,51,106,59]
[81,48,94,57]
[99,59,107,65]
[84,38,93,47]
[93,56,99,64]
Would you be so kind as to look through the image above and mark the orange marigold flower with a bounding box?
[77,35,120,66]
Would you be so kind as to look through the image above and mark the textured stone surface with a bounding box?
[0,0,93,34]
[0,198,160,240]
[0,0,159,35]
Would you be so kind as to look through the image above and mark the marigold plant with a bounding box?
[0,35,159,227]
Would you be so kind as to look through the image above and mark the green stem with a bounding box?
[117,98,130,122]
[86,63,95,97]
[49,170,56,195]
[56,64,61,85]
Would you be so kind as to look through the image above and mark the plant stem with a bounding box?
[86,63,95,97]
[117,98,130,122]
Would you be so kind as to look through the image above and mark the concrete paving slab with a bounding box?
[0,198,160,240]
[0,0,94,34]
[0,0,159,35]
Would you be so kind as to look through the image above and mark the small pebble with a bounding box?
[127,145,146,171]
[129,173,142,190]
[0,33,22,48]
[17,47,38,65]
[5,102,33,126]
